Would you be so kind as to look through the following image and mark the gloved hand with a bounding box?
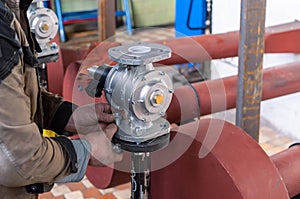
[66,102,123,166]
[66,102,115,135]
[83,123,123,166]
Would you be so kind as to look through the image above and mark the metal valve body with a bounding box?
[27,0,59,59]
[106,42,173,146]
[88,42,173,151]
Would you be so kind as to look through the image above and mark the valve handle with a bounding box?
[85,64,112,97]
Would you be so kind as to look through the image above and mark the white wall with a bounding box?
[211,0,300,139]
[212,0,300,33]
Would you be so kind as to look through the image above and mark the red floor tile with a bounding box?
[97,193,116,199]
[38,191,54,199]
[67,182,86,191]
[83,188,102,197]
[39,194,64,199]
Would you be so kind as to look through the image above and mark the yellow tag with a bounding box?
[43,129,57,137]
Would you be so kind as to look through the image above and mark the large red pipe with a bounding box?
[151,119,289,198]
[60,21,300,73]
[271,145,300,198]
[156,21,300,65]
[167,61,300,124]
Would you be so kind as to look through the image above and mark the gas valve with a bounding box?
[27,0,59,63]
[87,42,173,152]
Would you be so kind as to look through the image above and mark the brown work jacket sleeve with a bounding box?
[0,60,72,187]
[41,89,77,135]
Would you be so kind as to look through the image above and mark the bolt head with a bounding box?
[154,94,164,105]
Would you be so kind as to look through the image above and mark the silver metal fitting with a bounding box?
[27,0,59,60]
[88,42,173,143]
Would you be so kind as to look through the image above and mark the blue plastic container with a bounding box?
[175,0,207,37]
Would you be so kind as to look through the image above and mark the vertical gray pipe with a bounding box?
[131,153,151,199]
[236,0,267,141]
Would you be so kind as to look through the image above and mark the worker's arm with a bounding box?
[0,0,122,189]
[0,3,85,186]
[0,53,120,188]
[0,61,76,186]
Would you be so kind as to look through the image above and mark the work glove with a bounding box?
[67,102,123,166]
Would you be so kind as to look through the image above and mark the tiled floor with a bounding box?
[39,26,298,199]
[39,180,131,199]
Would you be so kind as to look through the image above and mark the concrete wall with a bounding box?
[211,0,300,139]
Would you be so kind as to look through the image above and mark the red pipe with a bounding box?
[60,21,300,73]
[150,119,289,198]
[156,21,300,65]
[271,145,300,197]
[167,62,300,123]
[47,35,65,96]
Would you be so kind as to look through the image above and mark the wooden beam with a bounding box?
[98,0,116,41]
